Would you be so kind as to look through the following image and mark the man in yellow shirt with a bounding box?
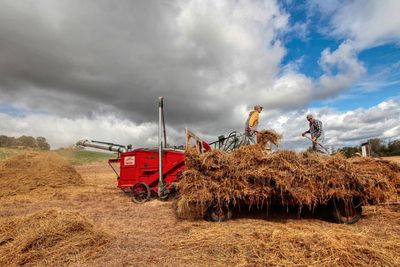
[242,105,263,145]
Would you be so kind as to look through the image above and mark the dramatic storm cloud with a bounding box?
[0,0,399,149]
[0,0,288,125]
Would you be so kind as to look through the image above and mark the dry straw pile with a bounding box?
[256,129,282,146]
[0,152,84,197]
[171,207,400,266]
[0,209,110,266]
[176,145,400,218]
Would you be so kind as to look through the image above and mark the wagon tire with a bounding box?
[332,198,362,224]
[207,204,233,222]
[131,182,151,204]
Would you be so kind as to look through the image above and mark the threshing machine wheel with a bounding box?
[332,198,362,224]
[131,182,151,204]
[207,204,233,222]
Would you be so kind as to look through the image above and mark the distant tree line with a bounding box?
[339,138,400,157]
[0,135,50,150]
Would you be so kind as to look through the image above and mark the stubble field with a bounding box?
[0,151,399,266]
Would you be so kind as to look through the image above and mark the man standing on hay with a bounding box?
[302,114,325,152]
[242,105,263,145]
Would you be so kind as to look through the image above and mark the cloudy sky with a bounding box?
[0,0,399,150]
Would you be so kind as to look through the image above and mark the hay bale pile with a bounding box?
[0,209,110,266]
[0,152,84,197]
[176,145,400,219]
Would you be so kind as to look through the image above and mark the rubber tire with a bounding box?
[332,199,362,224]
[131,182,151,204]
[207,205,233,222]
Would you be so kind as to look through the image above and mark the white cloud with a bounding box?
[309,0,400,49]
[265,41,366,109]
[267,99,400,151]
[306,0,400,102]
[267,72,314,108]
[1,99,399,151]
[0,112,159,149]
[316,41,366,98]
[329,0,400,49]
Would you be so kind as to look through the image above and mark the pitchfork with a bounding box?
[303,134,330,154]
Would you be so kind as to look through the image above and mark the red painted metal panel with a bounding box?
[110,149,185,192]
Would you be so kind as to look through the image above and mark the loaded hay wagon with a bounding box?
[178,146,400,224]
[77,98,400,224]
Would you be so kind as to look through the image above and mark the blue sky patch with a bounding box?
[281,1,400,111]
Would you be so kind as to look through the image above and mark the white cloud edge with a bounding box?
[1,98,399,150]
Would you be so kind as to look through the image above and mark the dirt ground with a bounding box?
[1,161,399,266]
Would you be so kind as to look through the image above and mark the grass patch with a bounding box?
[0,147,114,165]
[0,148,26,160]
[53,149,116,165]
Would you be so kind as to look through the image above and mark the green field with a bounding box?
[0,147,115,165]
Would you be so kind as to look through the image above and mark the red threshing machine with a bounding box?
[77,97,228,203]
[110,147,185,203]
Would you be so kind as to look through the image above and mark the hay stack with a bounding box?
[0,208,110,266]
[0,152,84,197]
[176,145,400,219]
[349,157,400,198]
[171,207,400,266]
[256,129,282,146]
